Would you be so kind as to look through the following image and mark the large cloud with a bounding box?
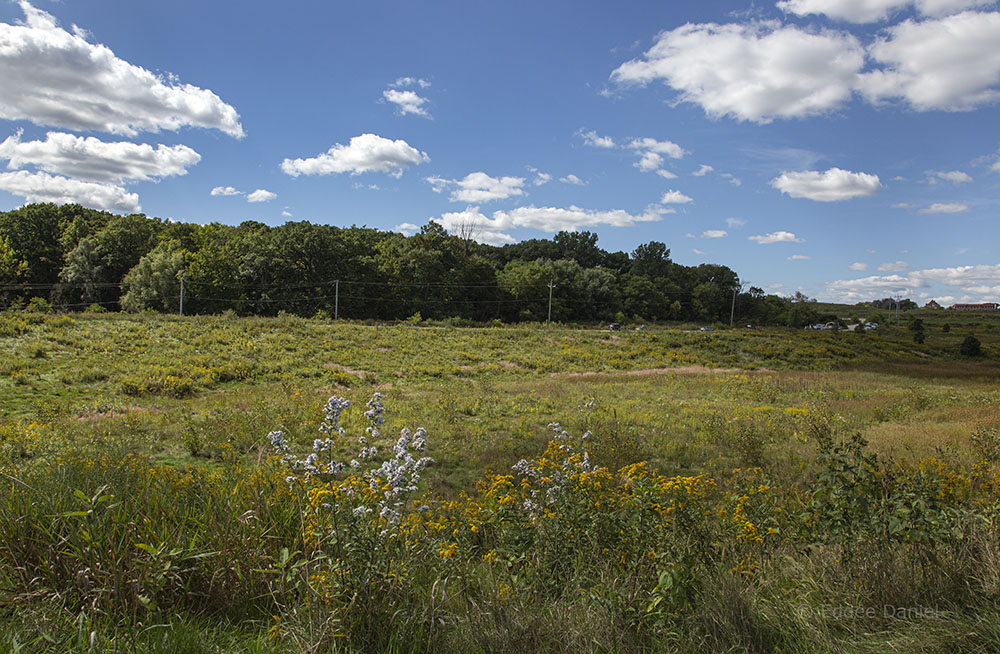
[426,172,525,203]
[0,170,139,212]
[770,167,883,201]
[614,11,1000,120]
[0,131,200,183]
[0,2,243,137]
[432,208,519,246]
[431,204,664,244]
[858,11,1000,111]
[826,263,1000,302]
[777,0,995,23]
[611,21,865,122]
[281,134,429,178]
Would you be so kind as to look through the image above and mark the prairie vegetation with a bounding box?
[1,311,999,652]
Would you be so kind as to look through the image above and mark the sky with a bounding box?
[0,0,999,305]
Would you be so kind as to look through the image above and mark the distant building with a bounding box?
[924,300,942,309]
[949,303,999,311]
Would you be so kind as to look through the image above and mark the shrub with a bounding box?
[960,335,982,357]
[970,426,1000,463]
[25,296,52,313]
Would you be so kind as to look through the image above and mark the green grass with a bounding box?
[2,311,1000,652]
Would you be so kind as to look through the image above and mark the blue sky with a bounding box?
[1,0,999,304]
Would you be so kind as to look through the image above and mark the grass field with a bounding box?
[2,311,1000,652]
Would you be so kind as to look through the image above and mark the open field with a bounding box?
[2,312,1000,652]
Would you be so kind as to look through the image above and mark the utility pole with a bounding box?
[730,285,739,327]
[179,276,185,316]
[334,279,339,320]
[547,280,555,324]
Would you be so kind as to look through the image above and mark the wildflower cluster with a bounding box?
[267,392,434,539]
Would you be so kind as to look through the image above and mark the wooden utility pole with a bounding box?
[179,277,185,316]
[334,280,339,320]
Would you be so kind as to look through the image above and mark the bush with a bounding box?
[960,335,982,357]
[25,296,52,313]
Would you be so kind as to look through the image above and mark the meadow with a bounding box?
[1,310,999,652]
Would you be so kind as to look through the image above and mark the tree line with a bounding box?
[0,203,835,326]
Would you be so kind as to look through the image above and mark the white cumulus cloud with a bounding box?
[560,174,585,185]
[777,0,996,23]
[661,190,694,204]
[628,137,687,159]
[0,170,139,212]
[0,131,200,183]
[927,170,973,183]
[431,207,518,246]
[211,186,242,196]
[390,77,431,89]
[777,0,910,23]
[431,204,664,245]
[849,262,869,271]
[281,134,429,178]
[693,164,714,176]
[771,168,883,201]
[247,189,277,203]
[611,21,865,123]
[426,172,525,203]
[382,89,431,118]
[0,2,243,137]
[858,11,1000,112]
[826,263,1000,303]
[579,129,616,149]
[878,260,910,272]
[748,230,804,244]
[919,201,969,213]
[393,222,421,236]
[702,229,728,238]
[787,254,812,260]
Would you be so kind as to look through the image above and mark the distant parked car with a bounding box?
[635,324,648,331]
[699,326,714,332]
[608,323,621,331]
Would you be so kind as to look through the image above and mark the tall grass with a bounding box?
[2,393,1000,652]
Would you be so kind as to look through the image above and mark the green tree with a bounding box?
[121,243,186,313]
[58,213,162,309]
[630,241,671,279]
[960,335,982,357]
[0,234,28,284]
